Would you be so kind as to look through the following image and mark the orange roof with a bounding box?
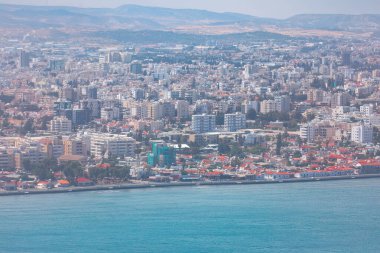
[58,180,70,185]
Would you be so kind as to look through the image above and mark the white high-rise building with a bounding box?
[50,117,72,133]
[351,123,373,144]
[130,102,149,119]
[260,100,276,114]
[242,100,260,114]
[101,107,120,121]
[275,95,291,113]
[360,104,374,116]
[90,134,136,159]
[243,64,256,79]
[224,113,246,132]
[300,124,316,143]
[191,114,216,134]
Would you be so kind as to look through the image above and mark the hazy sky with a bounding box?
[0,0,379,18]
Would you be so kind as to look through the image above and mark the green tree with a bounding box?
[293,151,302,158]
[20,119,35,135]
[246,109,257,120]
[276,134,283,156]
[40,116,53,130]
[231,157,241,167]
[218,142,230,154]
[230,143,244,158]
[2,117,10,128]
[307,113,316,122]
[62,161,84,182]
[109,166,131,180]
[25,158,58,180]
[22,159,33,172]
[32,166,53,180]
[0,94,14,103]
[373,127,380,145]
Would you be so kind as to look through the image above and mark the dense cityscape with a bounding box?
[0,5,380,194]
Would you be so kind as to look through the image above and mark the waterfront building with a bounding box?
[90,134,136,159]
[147,141,176,167]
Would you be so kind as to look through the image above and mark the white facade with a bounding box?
[191,114,216,134]
[224,113,246,132]
[367,115,380,127]
[242,100,259,114]
[300,124,316,143]
[360,104,374,116]
[243,64,256,79]
[351,123,373,144]
[50,117,72,133]
[101,107,120,121]
[274,95,291,113]
[90,134,136,159]
[260,100,276,114]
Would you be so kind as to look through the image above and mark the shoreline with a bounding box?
[1,174,380,197]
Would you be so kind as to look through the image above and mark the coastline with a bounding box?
[1,174,380,197]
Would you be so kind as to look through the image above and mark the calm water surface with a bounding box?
[1,179,380,253]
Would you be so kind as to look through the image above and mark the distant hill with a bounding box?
[0,4,379,34]
[284,14,380,32]
[0,4,271,30]
[93,30,289,44]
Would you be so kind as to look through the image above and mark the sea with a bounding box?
[1,179,380,253]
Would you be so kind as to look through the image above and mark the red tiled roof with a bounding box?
[329,154,345,159]
[76,177,92,183]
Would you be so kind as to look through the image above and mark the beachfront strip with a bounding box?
[1,144,380,192]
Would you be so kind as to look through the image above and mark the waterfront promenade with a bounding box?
[1,174,380,196]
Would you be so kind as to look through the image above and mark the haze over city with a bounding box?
[1,1,380,252]
[0,0,379,18]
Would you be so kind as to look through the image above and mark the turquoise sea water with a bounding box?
[1,179,380,253]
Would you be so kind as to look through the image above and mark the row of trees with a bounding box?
[23,158,83,182]
[88,166,130,180]
[23,158,132,182]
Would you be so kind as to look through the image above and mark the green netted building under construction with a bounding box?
[147,141,176,167]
